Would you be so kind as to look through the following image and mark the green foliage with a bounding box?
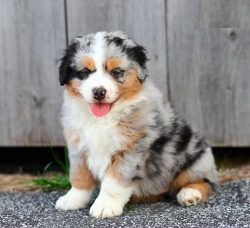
[214,149,250,170]
[215,155,232,170]
[47,141,70,175]
[127,204,135,212]
[32,175,70,191]
[32,142,71,191]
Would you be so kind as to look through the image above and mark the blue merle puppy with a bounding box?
[55,31,217,219]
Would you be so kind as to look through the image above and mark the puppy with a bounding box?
[55,31,217,219]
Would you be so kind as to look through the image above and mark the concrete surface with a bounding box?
[0,180,249,228]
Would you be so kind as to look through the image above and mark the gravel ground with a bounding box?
[0,179,249,228]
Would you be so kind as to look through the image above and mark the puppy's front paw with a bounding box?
[177,188,202,206]
[55,187,92,211]
[89,195,123,219]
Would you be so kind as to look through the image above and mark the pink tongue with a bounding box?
[90,103,111,117]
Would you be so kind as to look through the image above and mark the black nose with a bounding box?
[93,87,106,101]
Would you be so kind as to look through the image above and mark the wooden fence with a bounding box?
[0,0,249,146]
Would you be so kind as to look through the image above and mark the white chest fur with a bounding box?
[61,89,155,181]
[80,118,124,180]
[62,95,126,181]
[84,123,122,179]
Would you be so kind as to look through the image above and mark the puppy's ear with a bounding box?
[59,41,78,86]
[126,45,148,68]
[126,45,149,82]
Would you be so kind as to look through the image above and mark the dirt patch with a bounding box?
[0,165,250,192]
[218,164,250,184]
[0,172,60,192]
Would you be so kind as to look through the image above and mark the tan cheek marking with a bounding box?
[81,56,95,71]
[70,154,96,190]
[118,69,142,101]
[182,182,212,202]
[106,58,121,72]
[65,79,82,99]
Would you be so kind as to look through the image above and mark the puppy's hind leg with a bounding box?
[176,181,212,206]
[171,147,217,206]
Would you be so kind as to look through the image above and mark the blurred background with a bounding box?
[0,0,249,190]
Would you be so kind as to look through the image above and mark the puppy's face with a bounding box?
[59,31,148,117]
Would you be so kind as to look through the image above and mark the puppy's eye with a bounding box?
[111,68,124,78]
[78,68,93,79]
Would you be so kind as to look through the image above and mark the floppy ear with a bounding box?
[125,45,149,82]
[138,67,149,83]
[125,45,148,68]
[59,42,78,86]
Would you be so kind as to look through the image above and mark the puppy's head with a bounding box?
[59,31,148,117]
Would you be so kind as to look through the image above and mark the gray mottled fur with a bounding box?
[60,31,217,198]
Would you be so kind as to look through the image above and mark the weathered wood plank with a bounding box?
[168,0,250,146]
[0,0,66,146]
[199,0,250,28]
[199,29,250,146]
[66,0,168,99]
[168,0,203,130]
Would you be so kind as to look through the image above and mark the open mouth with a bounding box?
[89,95,122,117]
[90,103,112,117]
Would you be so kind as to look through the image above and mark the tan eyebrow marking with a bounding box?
[106,58,122,72]
[80,56,95,71]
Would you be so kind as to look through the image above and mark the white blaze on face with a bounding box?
[78,32,119,107]
[80,73,118,103]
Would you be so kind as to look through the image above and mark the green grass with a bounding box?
[33,175,70,191]
[45,141,70,175]
[32,143,71,191]
[127,204,135,212]
[215,155,233,170]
